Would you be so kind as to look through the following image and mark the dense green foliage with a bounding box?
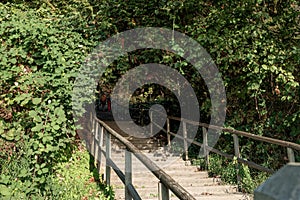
[1,143,113,199]
[93,0,299,192]
[204,154,268,193]
[97,0,300,138]
[0,2,110,199]
[0,0,299,197]
[51,146,114,199]
[94,0,300,168]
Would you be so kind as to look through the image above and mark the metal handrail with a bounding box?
[148,110,299,190]
[168,116,300,151]
[149,108,299,163]
[91,115,196,200]
[90,106,299,198]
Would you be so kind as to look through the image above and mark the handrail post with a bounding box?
[100,126,104,147]
[91,114,95,156]
[106,131,111,185]
[159,181,169,200]
[150,110,153,136]
[183,121,188,161]
[167,118,171,150]
[233,134,241,191]
[140,108,144,126]
[202,127,209,170]
[99,126,104,172]
[287,147,295,163]
[125,149,132,200]
[94,122,99,167]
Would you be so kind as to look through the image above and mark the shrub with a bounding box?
[0,3,96,198]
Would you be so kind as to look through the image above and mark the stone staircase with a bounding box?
[100,121,252,200]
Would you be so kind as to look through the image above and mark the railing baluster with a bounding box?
[233,134,241,191]
[91,114,95,156]
[106,131,111,185]
[125,149,132,200]
[98,125,104,173]
[167,118,171,150]
[100,126,104,147]
[202,127,209,170]
[159,181,169,200]
[183,121,188,161]
[287,147,295,163]
[150,111,153,136]
[94,122,99,167]
[140,108,144,126]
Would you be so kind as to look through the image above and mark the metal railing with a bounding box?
[149,110,300,189]
[89,108,300,199]
[89,113,197,200]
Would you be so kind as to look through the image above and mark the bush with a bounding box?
[0,2,99,198]
[206,155,269,193]
[50,146,114,200]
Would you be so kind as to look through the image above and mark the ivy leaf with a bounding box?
[3,129,15,141]
[31,123,43,132]
[29,110,37,117]
[21,98,30,106]
[19,169,29,178]
[53,125,60,130]
[261,64,268,70]
[0,185,10,196]
[32,98,42,105]
[42,168,49,173]
[34,115,42,122]
[14,93,30,103]
[0,174,10,185]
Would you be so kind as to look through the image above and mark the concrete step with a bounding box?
[107,157,194,170]
[110,153,184,162]
[111,177,223,188]
[114,192,248,200]
[113,185,238,195]
[107,164,202,175]
[109,167,210,179]
[109,154,186,162]
[113,186,243,200]
[125,193,250,200]
[111,139,161,145]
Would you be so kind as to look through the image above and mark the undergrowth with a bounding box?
[50,145,114,200]
[0,141,114,200]
[192,154,270,193]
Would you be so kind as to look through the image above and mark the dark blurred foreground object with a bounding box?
[254,163,300,200]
